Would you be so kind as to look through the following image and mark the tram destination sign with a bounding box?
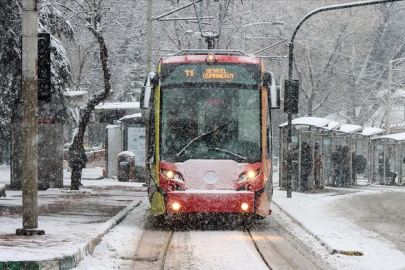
[161,63,260,85]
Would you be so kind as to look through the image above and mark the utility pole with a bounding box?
[17,0,44,235]
[386,57,405,134]
[146,0,153,73]
[199,0,203,49]
[387,60,392,134]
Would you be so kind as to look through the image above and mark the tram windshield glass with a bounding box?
[161,86,261,163]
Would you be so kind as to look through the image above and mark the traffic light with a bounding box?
[38,33,51,101]
[284,80,299,114]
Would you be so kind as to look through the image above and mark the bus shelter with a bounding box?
[327,124,363,187]
[279,117,331,191]
[371,132,405,185]
[356,127,385,184]
[279,117,385,190]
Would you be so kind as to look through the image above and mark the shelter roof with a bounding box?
[372,132,405,141]
[361,127,385,136]
[279,117,330,128]
[337,124,363,134]
[323,120,340,131]
[95,102,140,110]
[64,90,88,97]
[105,125,121,129]
[119,113,142,121]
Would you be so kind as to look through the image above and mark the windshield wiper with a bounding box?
[172,124,229,162]
[206,147,254,163]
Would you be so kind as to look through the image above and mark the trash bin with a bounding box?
[117,151,136,182]
[118,161,130,182]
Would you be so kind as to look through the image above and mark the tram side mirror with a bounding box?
[140,72,158,109]
[262,71,280,109]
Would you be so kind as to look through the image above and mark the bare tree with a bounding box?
[57,0,113,190]
[293,21,355,117]
[352,2,405,126]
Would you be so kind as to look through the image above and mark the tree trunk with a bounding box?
[68,115,88,190]
[68,21,112,190]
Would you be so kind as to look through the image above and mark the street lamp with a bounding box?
[386,57,405,135]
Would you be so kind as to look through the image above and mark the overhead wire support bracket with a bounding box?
[157,16,213,22]
[153,0,203,21]
[192,0,232,49]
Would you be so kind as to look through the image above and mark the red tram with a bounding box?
[141,50,280,218]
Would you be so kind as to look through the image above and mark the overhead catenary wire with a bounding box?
[294,62,405,87]
[155,1,405,80]
[253,23,401,70]
[222,26,403,85]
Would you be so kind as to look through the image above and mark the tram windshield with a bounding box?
[161,86,261,163]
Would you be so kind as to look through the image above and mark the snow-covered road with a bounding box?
[72,185,405,270]
[73,199,331,270]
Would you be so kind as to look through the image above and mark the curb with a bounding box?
[0,200,142,270]
[272,200,364,256]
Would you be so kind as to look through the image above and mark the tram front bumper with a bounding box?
[166,190,255,214]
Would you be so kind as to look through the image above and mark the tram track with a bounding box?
[129,215,331,270]
[246,219,333,270]
[129,228,173,269]
[246,229,272,270]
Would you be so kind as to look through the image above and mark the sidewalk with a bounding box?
[0,166,147,269]
[272,184,405,270]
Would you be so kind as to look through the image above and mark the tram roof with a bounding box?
[160,50,261,65]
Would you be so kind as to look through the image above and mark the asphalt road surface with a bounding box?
[336,190,405,254]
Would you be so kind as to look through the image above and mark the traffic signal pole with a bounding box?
[285,0,404,198]
[17,0,44,235]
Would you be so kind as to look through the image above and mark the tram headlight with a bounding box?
[238,169,260,182]
[241,203,249,211]
[172,202,181,211]
[161,169,183,181]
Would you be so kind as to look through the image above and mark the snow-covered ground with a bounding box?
[272,188,405,270]
[1,165,405,269]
